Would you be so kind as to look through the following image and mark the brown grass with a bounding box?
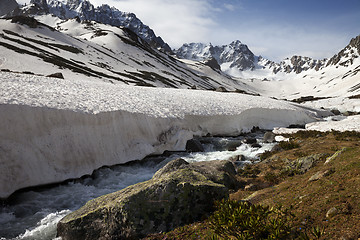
[143,132,360,239]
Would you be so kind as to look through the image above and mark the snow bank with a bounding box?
[306,115,360,132]
[0,72,330,198]
[274,115,360,134]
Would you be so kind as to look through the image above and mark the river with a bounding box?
[0,134,274,239]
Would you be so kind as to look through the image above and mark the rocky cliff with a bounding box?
[9,0,172,52]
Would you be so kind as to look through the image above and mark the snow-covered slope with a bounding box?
[10,0,172,52]
[176,35,360,112]
[0,71,330,198]
[0,16,243,90]
[241,35,360,111]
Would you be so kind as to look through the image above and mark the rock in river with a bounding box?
[57,159,238,240]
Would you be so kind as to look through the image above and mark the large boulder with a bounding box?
[57,159,238,240]
[185,139,204,152]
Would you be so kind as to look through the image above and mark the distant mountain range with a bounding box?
[174,41,256,71]
[3,0,359,77]
[1,0,359,100]
[175,36,360,76]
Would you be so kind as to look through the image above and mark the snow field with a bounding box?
[0,71,330,198]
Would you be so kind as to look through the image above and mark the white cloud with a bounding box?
[90,0,218,48]
[223,3,235,11]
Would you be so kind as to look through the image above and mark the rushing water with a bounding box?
[0,134,274,240]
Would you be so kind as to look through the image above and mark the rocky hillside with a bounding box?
[0,15,244,90]
[326,34,360,67]
[175,40,328,75]
[258,55,327,74]
[143,131,360,240]
[9,0,172,52]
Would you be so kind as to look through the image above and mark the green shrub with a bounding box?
[259,150,274,161]
[264,171,281,184]
[237,165,261,178]
[208,199,293,240]
[279,140,300,150]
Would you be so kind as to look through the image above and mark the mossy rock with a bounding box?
[57,159,236,240]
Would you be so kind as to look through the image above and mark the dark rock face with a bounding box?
[204,57,221,71]
[327,35,360,67]
[244,137,257,144]
[10,15,38,28]
[0,0,18,17]
[46,72,64,79]
[57,159,238,240]
[13,0,172,53]
[262,55,327,74]
[185,139,204,152]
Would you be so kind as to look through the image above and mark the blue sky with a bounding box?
[204,0,360,60]
[19,0,360,61]
[91,0,360,61]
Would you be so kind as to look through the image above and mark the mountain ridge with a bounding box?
[175,35,360,76]
[8,0,172,53]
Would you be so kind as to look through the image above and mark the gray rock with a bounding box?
[225,140,243,151]
[191,160,238,189]
[185,139,204,152]
[289,154,326,174]
[244,137,257,144]
[263,132,276,143]
[215,86,227,92]
[57,159,238,240]
[325,148,347,164]
[308,169,335,181]
[46,72,64,79]
[153,158,189,178]
[326,207,338,218]
[251,143,262,148]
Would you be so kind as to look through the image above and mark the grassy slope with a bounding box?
[143,131,360,239]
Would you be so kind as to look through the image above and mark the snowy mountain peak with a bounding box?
[174,42,213,61]
[326,34,360,67]
[229,40,242,47]
[11,0,172,53]
[175,41,256,71]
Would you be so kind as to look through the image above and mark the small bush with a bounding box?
[208,199,293,240]
[290,130,326,139]
[238,165,261,178]
[259,150,274,161]
[279,140,300,150]
[332,130,360,140]
[279,166,302,177]
[264,171,281,184]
